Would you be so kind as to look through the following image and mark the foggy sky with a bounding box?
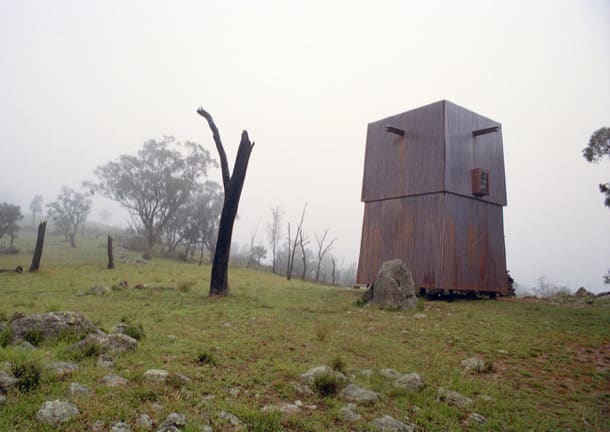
[1,0,609,292]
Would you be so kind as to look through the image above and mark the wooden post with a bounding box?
[29,221,46,272]
[107,235,115,269]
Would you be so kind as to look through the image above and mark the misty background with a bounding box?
[1,0,608,292]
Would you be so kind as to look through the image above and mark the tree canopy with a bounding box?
[0,203,23,248]
[91,136,215,259]
[582,127,610,208]
[46,187,92,247]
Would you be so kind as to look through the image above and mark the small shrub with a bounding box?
[313,372,341,397]
[355,297,366,307]
[330,355,347,374]
[196,351,217,366]
[0,325,13,347]
[24,329,43,347]
[12,358,42,392]
[125,323,145,340]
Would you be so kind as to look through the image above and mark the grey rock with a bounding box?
[300,365,347,386]
[461,357,485,373]
[91,420,105,431]
[339,383,381,405]
[89,285,111,295]
[229,387,240,397]
[49,361,79,378]
[262,402,301,414]
[14,340,36,350]
[413,313,427,319]
[367,415,415,432]
[36,399,79,425]
[362,260,417,310]
[437,387,474,408]
[104,333,138,353]
[110,421,131,432]
[217,411,242,426]
[357,369,373,377]
[170,372,192,385]
[158,412,187,431]
[137,413,154,430]
[0,370,18,392]
[379,368,401,380]
[97,354,114,368]
[339,403,361,421]
[69,382,91,396]
[394,373,424,391]
[103,375,129,387]
[199,426,213,432]
[144,369,169,383]
[478,394,495,402]
[0,394,6,405]
[10,311,98,342]
[467,412,487,424]
[293,381,313,396]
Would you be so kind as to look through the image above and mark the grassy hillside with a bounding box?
[0,232,608,431]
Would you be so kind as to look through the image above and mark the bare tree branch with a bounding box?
[197,107,231,195]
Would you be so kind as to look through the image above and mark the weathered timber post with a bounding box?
[29,221,47,272]
[107,235,115,269]
[197,107,254,296]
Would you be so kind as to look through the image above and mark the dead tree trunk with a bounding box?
[198,107,254,296]
[107,235,115,269]
[29,221,46,272]
[286,203,307,281]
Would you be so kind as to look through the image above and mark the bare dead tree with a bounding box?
[107,235,115,269]
[286,203,307,280]
[314,229,336,282]
[267,206,282,274]
[29,221,46,272]
[247,225,258,268]
[331,256,336,285]
[197,107,254,296]
[299,230,310,281]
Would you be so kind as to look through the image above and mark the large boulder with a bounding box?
[10,312,99,342]
[362,260,417,310]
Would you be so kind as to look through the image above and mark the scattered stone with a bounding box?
[262,402,301,414]
[15,340,36,350]
[151,402,164,412]
[394,373,424,391]
[134,257,149,265]
[339,384,381,405]
[69,382,91,396]
[361,259,417,310]
[144,369,169,383]
[89,285,111,295]
[478,394,495,402]
[293,381,313,396]
[110,421,131,432]
[496,349,509,355]
[97,354,114,368]
[461,357,485,373]
[118,280,129,290]
[0,370,18,392]
[36,400,79,425]
[467,412,487,424]
[167,335,178,341]
[411,405,422,414]
[170,372,192,385]
[49,361,79,378]
[158,412,187,431]
[357,369,373,378]
[437,387,474,408]
[104,333,138,353]
[222,322,231,328]
[379,368,401,380]
[103,375,129,387]
[413,313,427,319]
[367,415,415,432]
[0,394,6,405]
[300,365,347,386]
[229,387,240,398]
[137,413,154,430]
[217,411,242,427]
[339,403,361,421]
[10,311,98,342]
[199,426,213,432]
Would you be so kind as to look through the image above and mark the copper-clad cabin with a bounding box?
[356,100,508,296]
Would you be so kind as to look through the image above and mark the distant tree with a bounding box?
[29,195,43,227]
[299,230,311,281]
[267,206,283,274]
[286,203,307,281]
[582,127,610,207]
[46,187,92,247]
[314,229,336,282]
[0,203,23,247]
[246,226,259,268]
[250,245,267,267]
[91,136,214,259]
[197,108,255,296]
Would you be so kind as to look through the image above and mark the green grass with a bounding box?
[0,230,609,431]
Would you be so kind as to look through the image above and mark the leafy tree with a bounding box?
[91,136,215,259]
[582,127,610,207]
[29,195,43,227]
[46,187,92,247]
[0,203,23,247]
